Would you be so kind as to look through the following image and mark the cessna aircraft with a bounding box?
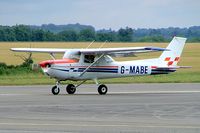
[11,37,189,95]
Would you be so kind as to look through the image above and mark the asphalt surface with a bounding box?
[0,83,200,133]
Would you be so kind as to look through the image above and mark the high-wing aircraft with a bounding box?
[11,37,189,95]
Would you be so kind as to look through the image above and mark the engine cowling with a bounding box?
[39,59,79,68]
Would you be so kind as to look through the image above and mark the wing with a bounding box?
[11,48,67,53]
[80,47,169,57]
[11,47,169,57]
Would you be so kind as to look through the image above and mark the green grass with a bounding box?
[0,71,199,85]
[0,42,199,85]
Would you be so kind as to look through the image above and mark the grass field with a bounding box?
[0,42,200,85]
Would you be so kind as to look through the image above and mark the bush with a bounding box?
[0,62,7,68]
[0,58,36,76]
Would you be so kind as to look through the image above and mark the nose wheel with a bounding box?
[52,85,60,95]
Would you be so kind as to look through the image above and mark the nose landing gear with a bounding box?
[51,81,60,95]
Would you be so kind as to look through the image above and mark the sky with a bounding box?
[0,0,200,30]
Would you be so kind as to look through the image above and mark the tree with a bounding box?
[31,29,45,41]
[58,30,78,41]
[43,31,56,41]
[31,29,56,41]
[117,27,133,42]
[96,31,117,42]
[14,25,31,41]
[139,36,166,42]
[0,27,16,41]
[78,29,95,41]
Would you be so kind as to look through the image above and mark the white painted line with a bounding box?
[108,91,200,94]
[0,122,129,127]
[0,94,30,96]
[0,90,200,96]
[0,122,199,129]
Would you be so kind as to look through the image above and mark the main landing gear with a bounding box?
[66,84,76,94]
[51,80,108,95]
[98,84,108,95]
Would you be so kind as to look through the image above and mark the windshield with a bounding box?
[63,50,80,61]
[103,55,114,63]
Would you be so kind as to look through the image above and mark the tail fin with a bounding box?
[159,37,187,66]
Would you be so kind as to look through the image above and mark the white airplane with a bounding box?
[11,37,189,95]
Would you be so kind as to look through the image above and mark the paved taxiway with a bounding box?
[0,83,200,133]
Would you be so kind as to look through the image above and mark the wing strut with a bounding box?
[98,40,107,49]
[86,40,95,49]
[79,54,105,77]
[75,80,87,88]
[50,53,56,60]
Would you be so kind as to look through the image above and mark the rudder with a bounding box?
[159,37,187,66]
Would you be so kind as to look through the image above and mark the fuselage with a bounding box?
[39,58,172,81]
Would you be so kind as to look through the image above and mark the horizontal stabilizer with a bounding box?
[153,66,192,69]
[151,66,191,75]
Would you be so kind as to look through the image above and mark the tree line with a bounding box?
[0,25,133,42]
[0,25,200,42]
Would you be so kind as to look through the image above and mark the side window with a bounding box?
[84,55,95,63]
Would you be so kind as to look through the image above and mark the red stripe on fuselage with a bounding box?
[151,66,158,69]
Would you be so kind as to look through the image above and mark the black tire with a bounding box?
[98,84,108,95]
[52,85,60,95]
[66,84,76,94]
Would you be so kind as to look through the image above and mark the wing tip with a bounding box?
[145,47,170,51]
[10,48,17,51]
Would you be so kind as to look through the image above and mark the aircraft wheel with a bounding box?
[98,84,108,95]
[66,84,76,94]
[52,86,60,95]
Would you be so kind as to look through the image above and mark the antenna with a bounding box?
[86,40,95,49]
[98,40,107,49]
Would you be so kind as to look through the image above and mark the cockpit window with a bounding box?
[70,53,80,61]
[84,55,95,63]
[63,50,80,62]
[104,55,114,63]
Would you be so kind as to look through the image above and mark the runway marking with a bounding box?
[0,90,200,96]
[0,94,30,96]
[0,122,200,129]
[108,90,200,94]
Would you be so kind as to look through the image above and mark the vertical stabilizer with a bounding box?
[159,37,187,66]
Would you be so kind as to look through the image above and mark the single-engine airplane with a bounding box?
[11,37,190,95]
